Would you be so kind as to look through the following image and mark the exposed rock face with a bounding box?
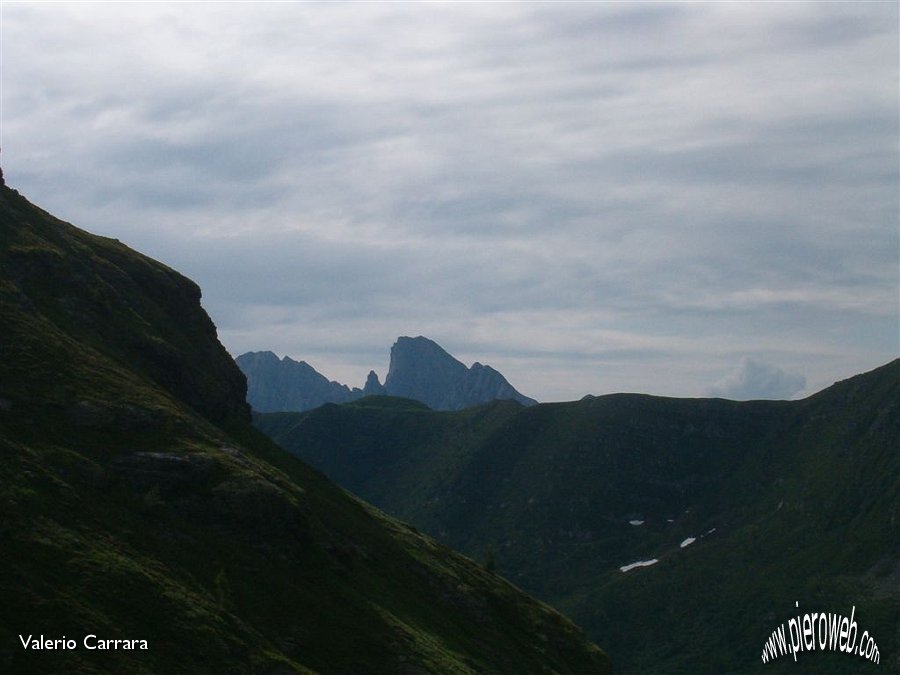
[236,336,536,413]
[235,351,358,412]
[362,369,385,396]
[384,336,537,410]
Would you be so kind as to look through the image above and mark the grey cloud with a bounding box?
[709,358,807,400]
[4,2,897,402]
[602,131,895,189]
[772,6,897,50]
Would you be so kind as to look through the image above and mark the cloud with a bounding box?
[2,2,897,401]
[709,358,807,400]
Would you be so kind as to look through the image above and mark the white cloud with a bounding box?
[709,358,807,400]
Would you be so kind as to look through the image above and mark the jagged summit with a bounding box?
[384,336,537,410]
[362,369,385,396]
[236,336,537,412]
[235,350,358,412]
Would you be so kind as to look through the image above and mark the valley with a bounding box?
[257,363,899,673]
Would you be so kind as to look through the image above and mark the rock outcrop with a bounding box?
[235,351,358,412]
[236,336,537,412]
[383,336,537,410]
[362,370,386,396]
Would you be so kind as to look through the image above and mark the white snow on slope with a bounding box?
[620,559,659,573]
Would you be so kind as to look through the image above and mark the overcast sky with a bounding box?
[3,1,897,402]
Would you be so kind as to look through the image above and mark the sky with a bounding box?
[2,1,898,402]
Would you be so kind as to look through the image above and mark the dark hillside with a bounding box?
[0,187,247,424]
[0,184,610,675]
[259,361,899,673]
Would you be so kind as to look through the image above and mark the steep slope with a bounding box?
[257,362,899,674]
[575,359,900,674]
[236,351,360,412]
[235,336,536,413]
[0,183,610,675]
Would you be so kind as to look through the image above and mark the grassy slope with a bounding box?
[257,363,899,674]
[0,184,610,675]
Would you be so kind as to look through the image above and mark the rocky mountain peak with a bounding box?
[363,370,385,396]
[383,336,536,410]
[236,336,537,412]
[235,350,356,412]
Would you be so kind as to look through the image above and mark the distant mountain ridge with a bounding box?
[237,335,537,412]
[236,350,361,411]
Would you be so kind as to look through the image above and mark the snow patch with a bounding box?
[619,559,659,573]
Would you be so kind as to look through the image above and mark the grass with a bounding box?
[0,184,611,675]
[257,361,899,674]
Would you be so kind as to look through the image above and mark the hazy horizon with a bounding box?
[234,340,893,404]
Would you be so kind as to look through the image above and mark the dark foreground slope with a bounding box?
[0,184,610,675]
[258,362,899,674]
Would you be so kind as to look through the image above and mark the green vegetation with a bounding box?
[0,185,610,674]
[258,362,899,674]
